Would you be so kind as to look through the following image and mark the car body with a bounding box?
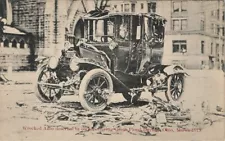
[35,11,187,111]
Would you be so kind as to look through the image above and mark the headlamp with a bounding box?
[69,57,79,71]
[48,57,59,69]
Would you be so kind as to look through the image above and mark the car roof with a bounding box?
[82,11,167,21]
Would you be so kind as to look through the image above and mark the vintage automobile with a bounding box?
[35,11,188,111]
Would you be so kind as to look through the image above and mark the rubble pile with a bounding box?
[24,96,222,136]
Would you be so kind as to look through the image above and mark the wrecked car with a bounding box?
[35,11,188,111]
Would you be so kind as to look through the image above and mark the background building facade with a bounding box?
[1,0,224,71]
[110,0,225,70]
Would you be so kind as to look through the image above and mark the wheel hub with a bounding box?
[96,88,102,94]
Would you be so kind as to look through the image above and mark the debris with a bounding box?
[57,114,69,121]
[156,112,167,124]
[16,102,26,107]
[0,74,10,82]
[211,112,225,117]
[166,115,191,121]
[28,94,216,137]
[92,121,105,129]
[32,106,42,113]
[116,120,135,126]
[216,106,223,112]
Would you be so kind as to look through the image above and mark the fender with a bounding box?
[75,57,130,93]
[163,65,189,76]
[74,57,110,71]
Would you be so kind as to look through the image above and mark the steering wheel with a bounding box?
[100,35,113,42]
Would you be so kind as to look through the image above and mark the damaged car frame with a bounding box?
[35,11,188,111]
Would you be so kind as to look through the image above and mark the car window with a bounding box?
[116,16,130,41]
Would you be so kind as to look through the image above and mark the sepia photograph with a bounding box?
[0,0,225,140]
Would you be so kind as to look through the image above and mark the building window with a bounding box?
[131,3,135,12]
[217,25,220,35]
[200,20,205,31]
[12,39,17,48]
[172,19,179,30]
[211,23,214,33]
[222,44,224,55]
[201,41,205,54]
[181,1,187,12]
[124,4,130,12]
[211,10,214,16]
[173,1,187,13]
[20,40,25,49]
[223,11,225,21]
[181,19,187,30]
[172,19,187,31]
[216,43,219,56]
[173,2,180,12]
[141,3,144,9]
[148,2,156,13]
[222,27,225,36]
[3,39,9,47]
[114,5,117,11]
[121,4,123,12]
[172,40,187,53]
[217,9,220,20]
[211,43,213,55]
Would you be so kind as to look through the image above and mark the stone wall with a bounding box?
[12,0,46,49]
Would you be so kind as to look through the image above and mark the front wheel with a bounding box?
[35,66,63,103]
[166,74,185,102]
[79,69,113,111]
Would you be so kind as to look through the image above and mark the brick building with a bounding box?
[0,0,34,71]
[11,0,95,57]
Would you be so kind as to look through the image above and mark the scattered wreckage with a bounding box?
[35,11,188,111]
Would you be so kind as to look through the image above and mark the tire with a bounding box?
[79,69,113,111]
[166,74,185,102]
[35,66,63,103]
[122,92,141,103]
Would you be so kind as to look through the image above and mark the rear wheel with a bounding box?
[35,67,63,103]
[79,69,113,111]
[166,74,185,102]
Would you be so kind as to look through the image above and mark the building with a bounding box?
[0,0,34,72]
[110,0,225,70]
[11,0,95,57]
[157,0,225,70]
[6,0,225,70]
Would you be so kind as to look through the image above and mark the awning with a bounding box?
[3,25,26,35]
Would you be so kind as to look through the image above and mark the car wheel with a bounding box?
[166,74,185,102]
[79,69,113,111]
[35,66,63,103]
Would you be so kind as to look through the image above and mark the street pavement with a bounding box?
[0,70,224,141]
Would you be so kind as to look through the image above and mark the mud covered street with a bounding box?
[0,71,225,141]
